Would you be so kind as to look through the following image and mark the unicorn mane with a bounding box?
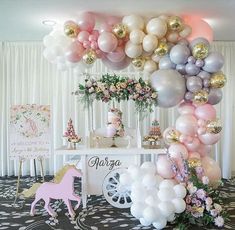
[54,165,76,183]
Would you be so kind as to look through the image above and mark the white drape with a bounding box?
[0,41,234,178]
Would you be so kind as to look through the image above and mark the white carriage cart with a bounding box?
[55,146,166,209]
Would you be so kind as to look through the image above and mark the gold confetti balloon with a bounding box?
[206,119,222,134]
[112,23,128,39]
[193,90,209,105]
[192,43,209,59]
[82,50,97,65]
[210,72,226,88]
[168,16,183,31]
[132,56,146,69]
[164,129,180,145]
[188,158,202,168]
[154,42,168,57]
[64,21,80,38]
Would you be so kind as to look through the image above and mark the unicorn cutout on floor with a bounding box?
[30,165,82,218]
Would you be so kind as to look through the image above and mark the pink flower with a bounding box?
[206,197,213,206]
[210,209,218,217]
[186,195,192,204]
[214,216,224,227]
[195,200,202,207]
[196,166,204,175]
[186,205,192,212]
[196,189,206,200]
[202,176,209,185]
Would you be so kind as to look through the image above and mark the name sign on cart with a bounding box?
[9,104,51,159]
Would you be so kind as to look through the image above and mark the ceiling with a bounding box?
[1,0,235,41]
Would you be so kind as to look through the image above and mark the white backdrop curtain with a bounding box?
[0,41,234,178]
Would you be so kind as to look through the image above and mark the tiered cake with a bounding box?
[107,108,125,137]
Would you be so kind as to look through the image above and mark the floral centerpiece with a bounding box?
[168,154,229,229]
[73,73,158,113]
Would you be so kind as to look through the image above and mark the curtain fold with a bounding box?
[0,41,234,178]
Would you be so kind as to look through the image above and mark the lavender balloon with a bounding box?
[185,91,193,101]
[187,76,203,93]
[151,69,186,108]
[187,56,196,64]
[203,79,210,87]
[178,39,189,46]
[176,64,186,75]
[170,44,191,65]
[197,71,211,80]
[159,56,176,70]
[185,63,200,76]
[189,37,210,49]
[208,88,223,105]
[102,56,131,70]
[195,59,204,68]
[203,52,224,73]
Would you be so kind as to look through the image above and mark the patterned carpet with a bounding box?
[0,177,234,230]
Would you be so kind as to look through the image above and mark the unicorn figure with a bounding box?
[30,165,82,218]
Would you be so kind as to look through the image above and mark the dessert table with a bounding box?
[55,146,167,208]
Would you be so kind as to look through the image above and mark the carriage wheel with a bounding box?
[102,168,132,209]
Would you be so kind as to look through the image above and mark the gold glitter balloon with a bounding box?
[193,90,208,105]
[82,50,97,65]
[154,42,169,57]
[64,21,79,38]
[112,23,128,39]
[206,119,222,134]
[164,129,180,145]
[132,56,146,69]
[192,43,209,59]
[188,158,202,168]
[210,72,226,88]
[168,16,183,31]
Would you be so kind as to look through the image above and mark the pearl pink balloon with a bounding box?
[156,155,175,179]
[98,32,118,53]
[99,22,112,33]
[189,152,201,159]
[106,16,121,26]
[90,41,98,50]
[184,137,200,152]
[197,144,212,157]
[65,41,84,62]
[198,132,221,145]
[197,119,206,127]
[77,12,95,32]
[197,127,206,135]
[77,31,90,43]
[168,143,189,160]
[195,104,216,121]
[178,102,195,115]
[102,56,131,70]
[176,114,198,136]
[106,47,126,63]
[201,156,221,184]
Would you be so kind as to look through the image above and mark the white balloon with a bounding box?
[131,188,147,202]
[155,175,164,188]
[131,202,145,218]
[131,181,143,191]
[146,18,167,38]
[122,14,145,31]
[55,34,72,47]
[43,35,56,47]
[158,187,176,201]
[153,218,167,229]
[120,173,132,186]
[173,184,187,198]
[159,15,169,21]
[43,48,57,62]
[151,54,161,63]
[142,174,157,188]
[125,41,143,58]
[143,34,158,52]
[128,166,142,180]
[130,29,145,45]
[140,162,157,174]
[159,179,175,189]
[179,25,192,38]
[145,195,157,207]
[56,55,66,64]
[143,206,158,223]
[167,213,176,222]
[171,198,186,213]
[139,217,152,226]
[167,32,179,43]
[158,201,175,217]
[144,60,157,73]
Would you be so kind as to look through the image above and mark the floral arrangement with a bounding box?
[63,118,81,143]
[168,155,228,229]
[74,73,158,113]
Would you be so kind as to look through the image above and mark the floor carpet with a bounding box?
[0,177,235,230]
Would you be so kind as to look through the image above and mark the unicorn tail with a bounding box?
[21,183,42,198]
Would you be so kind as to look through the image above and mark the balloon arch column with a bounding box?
[43,12,228,229]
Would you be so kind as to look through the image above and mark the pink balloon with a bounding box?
[98,32,118,53]
[198,132,221,145]
[76,12,95,32]
[90,41,98,50]
[99,23,112,33]
[178,102,195,115]
[201,156,221,184]
[156,155,175,179]
[197,119,206,127]
[184,17,213,42]
[189,152,201,159]
[168,143,189,160]
[106,47,126,63]
[176,114,198,136]
[89,34,97,42]
[83,40,91,49]
[106,16,121,26]
[65,41,84,62]
[184,137,200,152]
[102,56,131,70]
[77,31,90,43]
[96,49,105,59]
[197,143,212,157]
[195,104,216,121]
[197,127,206,135]
[91,30,99,38]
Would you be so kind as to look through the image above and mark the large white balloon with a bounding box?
[153,218,167,230]
[159,179,175,189]
[146,18,167,38]
[130,29,145,45]
[173,184,187,198]
[131,202,145,218]
[158,187,176,201]
[142,174,157,188]
[158,201,175,217]
[139,217,152,226]
[125,41,143,58]
[171,198,186,213]
[143,206,158,223]
[144,60,158,73]
[143,34,158,52]
[122,14,145,31]
[119,173,132,186]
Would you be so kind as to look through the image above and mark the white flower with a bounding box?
[206,197,213,206]
[88,87,94,93]
[214,203,222,213]
[210,209,218,217]
[189,186,197,194]
[86,80,92,88]
[214,216,224,227]
[202,176,209,185]
[206,205,212,211]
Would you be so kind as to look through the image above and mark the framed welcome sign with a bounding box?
[9,104,51,159]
